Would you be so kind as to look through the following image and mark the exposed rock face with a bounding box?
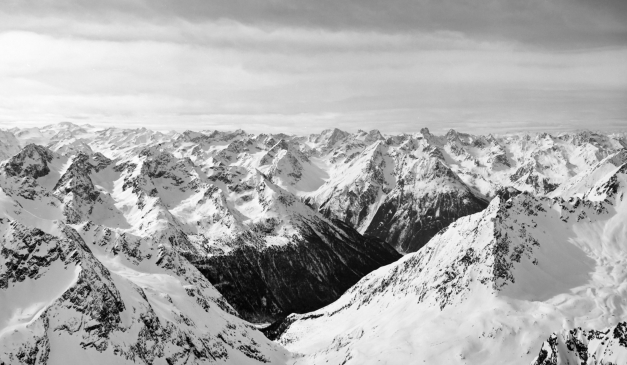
[53,153,113,224]
[531,323,627,365]
[4,144,54,179]
[0,145,66,204]
[0,222,126,362]
[510,162,560,194]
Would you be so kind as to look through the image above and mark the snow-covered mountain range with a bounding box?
[1,122,627,364]
[270,148,627,364]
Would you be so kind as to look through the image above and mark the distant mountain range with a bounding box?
[1,122,627,364]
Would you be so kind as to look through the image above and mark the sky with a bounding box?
[0,0,626,135]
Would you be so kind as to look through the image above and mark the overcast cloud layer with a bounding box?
[1,0,626,134]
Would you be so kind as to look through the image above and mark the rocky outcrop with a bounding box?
[531,323,627,365]
[54,153,112,223]
[510,162,559,194]
[4,144,54,179]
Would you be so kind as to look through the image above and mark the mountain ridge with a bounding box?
[2,122,627,364]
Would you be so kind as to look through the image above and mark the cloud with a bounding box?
[0,4,625,134]
[3,0,627,49]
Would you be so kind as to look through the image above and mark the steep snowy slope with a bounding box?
[306,132,488,253]
[257,139,327,195]
[0,183,289,364]
[271,159,627,365]
[0,141,399,325]
[191,171,400,322]
[307,140,395,233]
[550,149,627,199]
[364,151,488,252]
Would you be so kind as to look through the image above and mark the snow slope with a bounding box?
[272,156,627,365]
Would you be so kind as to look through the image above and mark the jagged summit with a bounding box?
[530,322,627,365]
[4,144,55,179]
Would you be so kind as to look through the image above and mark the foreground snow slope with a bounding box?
[272,155,627,365]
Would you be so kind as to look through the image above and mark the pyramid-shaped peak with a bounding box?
[316,128,350,147]
[365,129,384,142]
[4,144,55,179]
